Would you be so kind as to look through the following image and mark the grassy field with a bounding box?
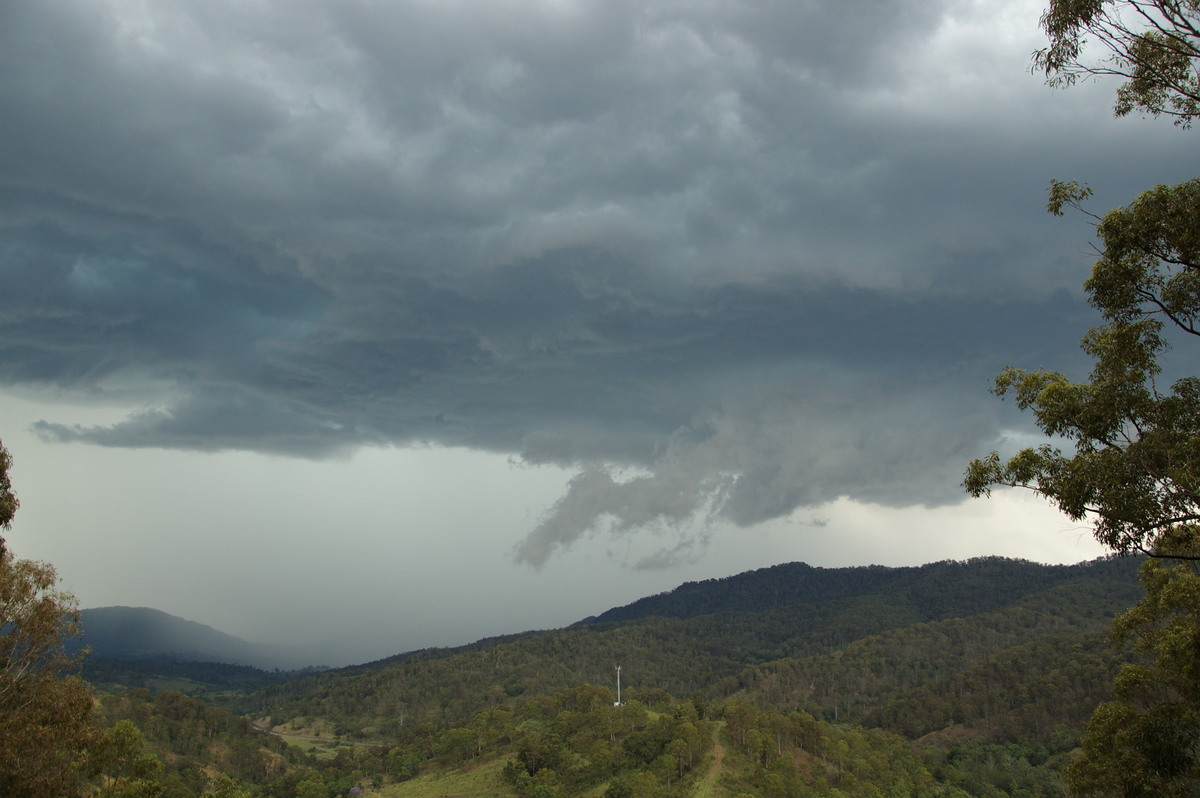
[324,722,733,796]
[275,732,355,760]
[375,756,517,798]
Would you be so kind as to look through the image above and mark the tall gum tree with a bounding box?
[1036,0,1200,125]
[965,2,1200,793]
[964,178,1200,558]
[1064,528,1200,794]
[0,440,17,555]
[965,2,1200,558]
[0,438,97,795]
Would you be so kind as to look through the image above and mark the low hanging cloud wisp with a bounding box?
[515,375,1014,568]
[515,465,736,568]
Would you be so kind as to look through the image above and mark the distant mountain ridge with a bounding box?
[575,555,1134,625]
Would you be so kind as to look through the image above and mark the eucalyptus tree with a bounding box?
[965,2,1200,794]
[1036,0,1200,125]
[0,440,17,553]
[964,178,1200,559]
[0,440,96,795]
[966,0,1200,556]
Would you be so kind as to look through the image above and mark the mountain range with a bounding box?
[77,554,1149,796]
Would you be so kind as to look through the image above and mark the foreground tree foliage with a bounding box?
[969,3,1200,792]
[972,3,1200,556]
[1066,528,1200,796]
[965,178,1200,557]
[0,441,16,545]
[0,439,270,796]
[0,438,96,794]
[0,574,95,795]
[0,441,113,795]
[1036,0,1200,125]
[88,719,165,798]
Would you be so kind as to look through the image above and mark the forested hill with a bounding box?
[575,555,1137,625]
[235,555,1143,739]
[99,555,1150,797]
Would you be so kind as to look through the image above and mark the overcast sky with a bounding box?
[2,0,1194,665]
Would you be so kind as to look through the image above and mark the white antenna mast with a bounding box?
[614,665,622,706]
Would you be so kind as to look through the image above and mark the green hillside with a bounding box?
[80,654,295,696]
[82,555,1147,797]
[233,557,1140,736]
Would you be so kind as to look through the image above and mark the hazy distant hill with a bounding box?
[74,606,324,671]
[76,606,255,662]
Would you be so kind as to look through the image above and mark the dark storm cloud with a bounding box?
[2,0,1197,564]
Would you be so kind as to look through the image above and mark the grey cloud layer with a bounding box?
[2,0,1195,564]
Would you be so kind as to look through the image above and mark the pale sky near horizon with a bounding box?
[0,0,1185,665]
